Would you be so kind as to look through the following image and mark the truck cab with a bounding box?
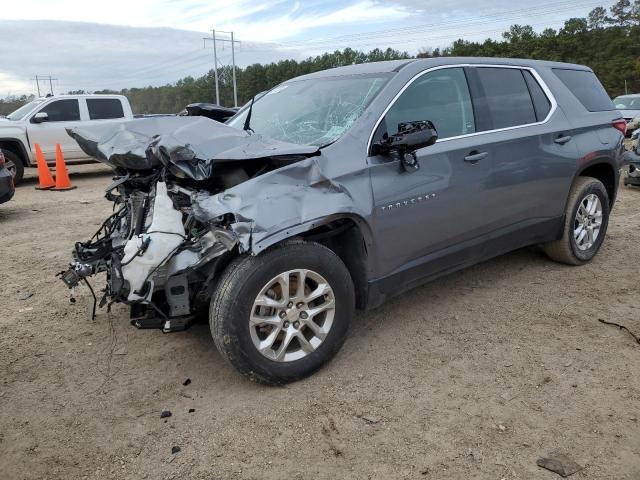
[0,94,134,184]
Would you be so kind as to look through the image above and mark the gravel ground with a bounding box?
[1,163,639,480]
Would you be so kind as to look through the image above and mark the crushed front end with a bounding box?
[59,173,236,331]
[58,116,320,332]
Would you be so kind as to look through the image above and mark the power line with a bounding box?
[265,0,608,49]
[54,0,616,93]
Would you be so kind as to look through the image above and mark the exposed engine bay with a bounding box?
[58,116,330,331]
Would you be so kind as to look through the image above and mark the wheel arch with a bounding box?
[575,159,617,206]
[254,214,374,310]
[0,138,30,166]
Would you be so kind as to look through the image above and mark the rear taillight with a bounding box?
[0,150,5,166]
[613,119,627,136]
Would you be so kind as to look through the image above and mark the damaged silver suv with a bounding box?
[60,58,626,384]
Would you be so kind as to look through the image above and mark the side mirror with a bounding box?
[32,112,49,124]
[375,121,438,173]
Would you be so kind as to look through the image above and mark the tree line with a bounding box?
[1,1,638,116]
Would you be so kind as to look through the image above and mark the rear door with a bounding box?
[464,66,579,231]
[27,98,85,160]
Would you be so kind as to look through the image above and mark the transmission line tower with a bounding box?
[203,30,240,107]
[32,75,57,97]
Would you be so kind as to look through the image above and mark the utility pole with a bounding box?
[202,30,240,107]
[231,31,238,107]
[34,75,41,97]
[212,29,219,105]
[32,75,57,96]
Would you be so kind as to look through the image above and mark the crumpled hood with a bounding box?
[67,116,320,181]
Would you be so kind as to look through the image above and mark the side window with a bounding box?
[384,67,475,140]
[87,98,125,120]
[553,68,614,112]
[474,68,537,130]
[523,70,551,121]
[37,99,80,122]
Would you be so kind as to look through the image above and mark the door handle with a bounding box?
[464,151,488,163]
[554,135,572,145]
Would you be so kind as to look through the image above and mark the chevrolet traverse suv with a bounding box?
[61,58,625,384]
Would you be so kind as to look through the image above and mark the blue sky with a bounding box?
[0,0,616,96]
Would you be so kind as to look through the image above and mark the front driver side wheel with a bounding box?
[543,176,610,265]
[210,241,355,384]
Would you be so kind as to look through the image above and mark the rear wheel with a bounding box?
[543,177,610,265]
[210,241,355,384]
[3,150,24,186]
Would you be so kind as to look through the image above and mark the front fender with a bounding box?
[191,156,374,256]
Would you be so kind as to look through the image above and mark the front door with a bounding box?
[369,67,493,280]
[28,98,85,161]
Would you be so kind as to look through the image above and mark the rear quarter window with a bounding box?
[552,69,614,112]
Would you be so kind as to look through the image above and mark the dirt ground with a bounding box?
[1,163,640,480]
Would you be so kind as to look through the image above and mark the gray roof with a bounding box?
[289,57,591,81]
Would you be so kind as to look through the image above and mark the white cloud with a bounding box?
[212,1,410,42]
[1,0,411,41]
[0,20,307,95]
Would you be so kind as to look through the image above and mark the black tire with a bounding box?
[210,241,355,385]
[3,150,24,186]
[543,176,610,265]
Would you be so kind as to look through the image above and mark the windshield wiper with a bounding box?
[243,96,255,134]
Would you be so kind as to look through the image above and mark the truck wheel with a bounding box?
[3,150,24,186]
[210,241,355,384]
[543,177,610,265]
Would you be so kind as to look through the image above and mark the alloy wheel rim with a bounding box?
[249,269,335,363]
[574,193,603,251]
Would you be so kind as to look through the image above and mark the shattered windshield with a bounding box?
[228,74,389,147]
[6,99,45,121]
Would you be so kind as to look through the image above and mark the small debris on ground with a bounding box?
[188,408,195,413]
[171,446,181,454]
[497,424,507,432]
[362,415,380,424]
[114,347,127,355]
[18,307,33,313]
[182,378,191,386]
[160,410,172,419]
[536,454,584,477]
[19,293,34,301]
[598,318,640,345]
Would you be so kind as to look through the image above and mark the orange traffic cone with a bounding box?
[34,143,55,190]
[51,144,76,191]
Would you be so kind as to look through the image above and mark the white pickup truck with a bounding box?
[0,94,135,184]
